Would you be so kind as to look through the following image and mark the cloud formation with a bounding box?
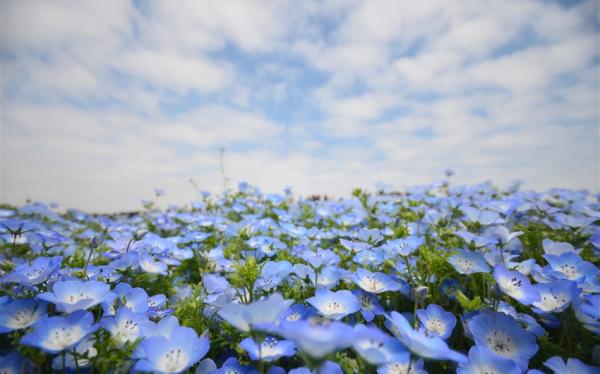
[1,0,598,211]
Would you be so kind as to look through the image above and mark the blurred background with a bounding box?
[1,0,598,212]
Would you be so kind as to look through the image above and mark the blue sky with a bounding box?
[1,0,598,211]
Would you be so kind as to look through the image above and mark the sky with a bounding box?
[1,0,599,212]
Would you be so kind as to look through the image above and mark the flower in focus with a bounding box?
[306,288,360,320]
[416,304,456,340]
[133,325,210,373]
[467,311,538,370]
[21,310,98,353]
[37,279,112,313]
[493,265,540,306]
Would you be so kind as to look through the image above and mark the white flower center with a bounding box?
[8,307,35,328]
[45,326,82,350]
[324,300,346,314]
[486,330,516,358]
[158,348,188,372]
[426,318,446,336]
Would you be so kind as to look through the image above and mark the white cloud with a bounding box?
[0,0,598,211]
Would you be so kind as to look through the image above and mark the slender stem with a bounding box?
[73,348,80,374]
[83,245,95,280]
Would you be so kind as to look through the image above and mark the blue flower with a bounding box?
[275,319,354,358]
[51,337,97,370]
[381,236,425,257]
[544,253,599,283]
[218,293,294,332]
[101,306,151,347]
[376,354,426,374]
[239,336,296,362]
[339,238,372,253]
[448,249,490,275]
[0,298,47,333]
[573,294,600,335]
[306,288,360,320]
[385,311,467,363]
[300,249,339,268]
[457,346,520,374]
[467,312,538,370]
[0,351,30,373]
[138,253,169,275]
[544,356,599,374]
[210,357,258,374]
[493,265,540,306]
[461,207,503,226]
[38,279,112,313]
[542,239,581,256]
[351,268,403,294]
[133,325,210,373]
[351,290,385,322]
[416,304,456,340]
[1,256,62,285]
[531,279,581,314]
[351,324,407,365]
[21,310,98,354]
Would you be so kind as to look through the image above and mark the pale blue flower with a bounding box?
[457,346,520,374]
[306,288,360,320]
[544,356,599,374]
[385,311,467,363]
[448,249,490,275]
[416,304,456,340]
[38,279,112,313]
[493,265,540,306]
[0,298,47,333]
[239,336,296,362]
[21,310,98,353]
[468,312,538,370]
[275,319,354,358]
[218,293,294,332]
[351,268,403,294]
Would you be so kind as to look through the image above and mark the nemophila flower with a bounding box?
[531,280,581,314]
[218,293,294,332]
[448,249,490,275]
[1,256,62,285]
[352,290,385,322]
[416,304,456,340]
[300,249,339,269]
[544,356,599,374]
[104,283,150,315]
[279,304,316,323]
[0,351,30,374]
[377,354,427,374]
[101,306,151,347]
[306,288,360,320]
[203,273,229,294]
[481,225,523,246]
[0,298,47,333]
[467,312,538,370]
[261,261,293,279]
[239,336,296,362]
[339,238,372,253]
[381,236,425,257]
[385,311,467,363]
[202,357,257,374]
[440,278,463,300]
[353,247,386,267]
[275,319,354,358]
[543,253,599,283]
[138,253,169,275]
[493,265,540,305]
[21,310,98,354]
[542,239,581,255]
[312,265,344,289]
[455,230,497,248]
[351,324,407,365]
[496,303,546,337]
[352,268,403,294]
[51,337,97,371]
[461,206,504,225]
[133,325,210,373]
[573,294,600,335]
[38,279,112,313]
[457,346,520,374]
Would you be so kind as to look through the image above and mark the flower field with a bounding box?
[1,181,599,373]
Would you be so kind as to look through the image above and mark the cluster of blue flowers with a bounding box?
[0,180,599,373]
